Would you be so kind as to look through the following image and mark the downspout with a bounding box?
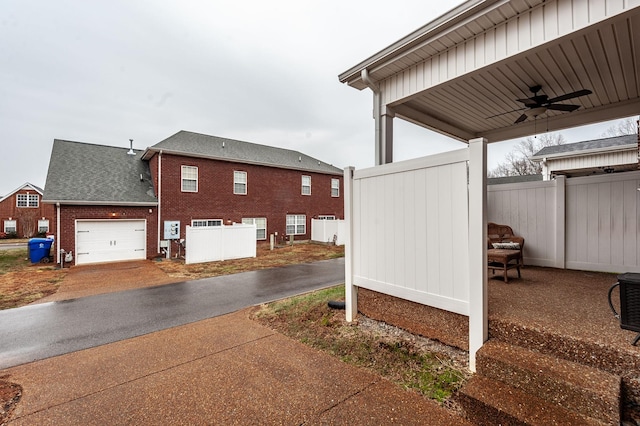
[362,69,393,165]
[56,202,60,264]
[361,69,382,165]
[157,150,162,252]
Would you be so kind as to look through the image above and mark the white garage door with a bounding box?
[76,220,147,265]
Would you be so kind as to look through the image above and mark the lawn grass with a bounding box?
[253,286,468,404]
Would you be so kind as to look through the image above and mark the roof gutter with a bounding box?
[338,0,509,87]
[42,200,158,207]
[530,144,638,161]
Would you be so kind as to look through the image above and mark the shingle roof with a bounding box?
[532,134,637,158]
[143,131,343,175]
[43,140,157,205]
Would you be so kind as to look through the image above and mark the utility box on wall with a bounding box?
[163,221,180,240]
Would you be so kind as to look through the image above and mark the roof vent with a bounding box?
[299,156,302,162]
[127,139,135,155]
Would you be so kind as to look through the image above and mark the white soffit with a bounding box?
[340,0,640,143]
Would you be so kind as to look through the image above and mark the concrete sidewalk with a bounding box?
[3,309,471,425]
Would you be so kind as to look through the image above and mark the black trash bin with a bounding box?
[608,272,640,345]
[28,238,53,263]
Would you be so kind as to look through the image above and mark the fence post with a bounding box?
[554,175,566,269]
[344,166,357,322]
[468,138,487,372]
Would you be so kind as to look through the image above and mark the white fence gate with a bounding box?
[185,224,256,265]
[488,170,640,273]
[311,219,345,245]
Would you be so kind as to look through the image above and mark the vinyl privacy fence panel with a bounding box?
[185,224,256,265]
[349,149,471,316]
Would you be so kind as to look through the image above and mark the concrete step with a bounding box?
[476,340,620,424]
[456,375,608,426]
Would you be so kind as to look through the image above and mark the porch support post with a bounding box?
[554,175,566,269]
[361,68,393,165]
[344,166,357,322]
[376,106,394,165]
[468,137,488,372]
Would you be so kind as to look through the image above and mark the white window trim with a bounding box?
[38,219,50,233]
[242,217,267,240]
[302,175,311,196]
[191,219,222,227]
[4,220,17,234]
[331,178,340,197]
[181,165,198,193]
[286,214,306,235]
[16,193,39,208]
[234,171,247,195]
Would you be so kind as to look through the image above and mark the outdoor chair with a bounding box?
[608,273,640,345]
[487,222,525,283]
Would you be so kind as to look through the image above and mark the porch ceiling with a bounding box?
[340,0,640,143]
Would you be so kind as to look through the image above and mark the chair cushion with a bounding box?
[492,242,520,250]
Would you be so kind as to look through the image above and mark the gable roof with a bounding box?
[43,140,157,206]
[531,134,638,160]
[0,182,44,202]
[142,131,343,175]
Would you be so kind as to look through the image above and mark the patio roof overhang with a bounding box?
[339,0,640,145]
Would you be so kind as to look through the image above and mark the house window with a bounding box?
[242,217,267,240]
[318,215,335,220]
[191,219,222,227]
[181,166,198,192]
[4,220,16,234]
[331,179,339,197]
[38,219,49,233]
[286,214,306,235]
[17,193,39,207]
[301,175,311,195]
[234,171,247,195]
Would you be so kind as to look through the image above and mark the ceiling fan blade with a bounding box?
[516,98,539,107]
[514,113,528,124]
[546,104,580,112]
[546,89,592,104]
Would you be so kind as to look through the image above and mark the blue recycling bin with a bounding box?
[28,238,53,263]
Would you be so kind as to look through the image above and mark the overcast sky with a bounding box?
[0,0,631,197]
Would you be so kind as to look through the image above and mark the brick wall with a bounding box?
[0,190,55,238]
[155,154,343,246]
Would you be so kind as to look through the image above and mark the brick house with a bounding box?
[43,131,343,265]
[0,183,55,238]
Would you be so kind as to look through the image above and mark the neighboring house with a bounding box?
[0,183,55,238]
[43,131,343,265]
[530,132,639,180]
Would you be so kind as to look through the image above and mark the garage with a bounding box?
[76,220,147,265]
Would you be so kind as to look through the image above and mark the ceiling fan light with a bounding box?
[527,106,547,117]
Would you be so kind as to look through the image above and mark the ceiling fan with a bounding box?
[492,85,592,124]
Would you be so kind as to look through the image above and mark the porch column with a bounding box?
[554,175,566,269]
[468,137,488,372]
[375,105,394,165]
[344,166,357,322]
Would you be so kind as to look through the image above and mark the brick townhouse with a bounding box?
[0,183,55,238]
[43,131,344,265]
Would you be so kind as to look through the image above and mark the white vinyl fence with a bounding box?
[344,139,487,371]
[311,219,345,245]
[488,170,640,273]
[185,224,256,265]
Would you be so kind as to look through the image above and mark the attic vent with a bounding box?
[127,139,135,155]
[299,156,302,162]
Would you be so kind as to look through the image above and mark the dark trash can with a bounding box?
[28,238,53,263]
[608,272,640,345]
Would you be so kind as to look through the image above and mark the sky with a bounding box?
[0,0,633,197]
